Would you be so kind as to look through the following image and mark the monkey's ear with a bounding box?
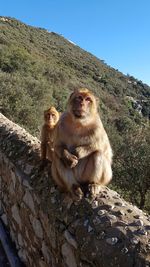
[68,90,76,101]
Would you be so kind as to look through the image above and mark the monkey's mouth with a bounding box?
[73,109,86,118]
[47,119,55,126]
[47,120,53,124]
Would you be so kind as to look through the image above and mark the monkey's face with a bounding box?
[70,91,96,119]
[44,107,59,126]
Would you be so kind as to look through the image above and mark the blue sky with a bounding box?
[1,0,150,85]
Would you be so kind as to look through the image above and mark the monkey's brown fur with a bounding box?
[41,106,59,162]
[52,88,113,199]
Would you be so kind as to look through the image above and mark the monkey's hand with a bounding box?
[75,145,95,159]
[62,149,78,168]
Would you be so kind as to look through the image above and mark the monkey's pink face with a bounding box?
[71,93,94,118]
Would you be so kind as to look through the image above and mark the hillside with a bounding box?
[0,16,150,212]
[0,17,149,131]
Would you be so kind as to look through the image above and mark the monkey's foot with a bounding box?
[71,184,84,201]
[88,184,101,197]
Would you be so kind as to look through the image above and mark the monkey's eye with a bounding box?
[85,97,92,102]
[75,96,83,101]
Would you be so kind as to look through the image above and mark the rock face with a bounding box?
[0,112,150,267]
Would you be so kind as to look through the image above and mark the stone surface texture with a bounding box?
[0,112,150,267]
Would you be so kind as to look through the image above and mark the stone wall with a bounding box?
[0,112,150,267]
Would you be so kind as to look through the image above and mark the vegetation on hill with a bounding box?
[0,16,150,212]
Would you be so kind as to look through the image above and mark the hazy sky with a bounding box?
[1,0,150,85]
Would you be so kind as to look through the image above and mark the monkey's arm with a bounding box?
[74,130,101,159]
[76,142,112,160]
[75,143,100,159]
[55,144,78,168]
[53,123,78,168]
[75,130,112,160]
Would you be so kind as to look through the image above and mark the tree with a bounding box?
[113,125,150,211]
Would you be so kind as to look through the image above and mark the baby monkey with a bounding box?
[41,106,59,162]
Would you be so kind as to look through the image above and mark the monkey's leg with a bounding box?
[100,156,112,185]
[41,143,47,160]
[51,155,83,200]
[78,151,112,196]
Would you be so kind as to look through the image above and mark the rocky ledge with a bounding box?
[0,112,150,267]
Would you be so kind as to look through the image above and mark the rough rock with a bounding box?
[0,112,150,267]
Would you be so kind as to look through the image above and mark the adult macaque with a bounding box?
[41,106,59,162]
[52,88,113,200]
